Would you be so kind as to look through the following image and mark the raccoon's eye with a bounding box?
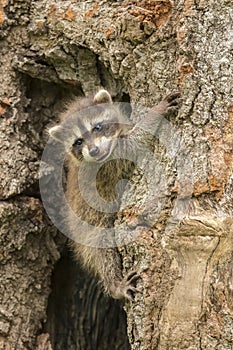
[73,138,83,146]
[93,124,102,132]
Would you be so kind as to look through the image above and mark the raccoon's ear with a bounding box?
[49,125,66,143]
[94,89,112,104]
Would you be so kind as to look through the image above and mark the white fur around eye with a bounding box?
[90,113,108,129]
[72,126,83,139]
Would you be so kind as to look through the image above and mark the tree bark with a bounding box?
[0,0,232,349]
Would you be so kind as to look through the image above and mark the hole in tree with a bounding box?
[44,248,130,350]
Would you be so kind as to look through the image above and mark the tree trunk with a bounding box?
[0,0,232,349]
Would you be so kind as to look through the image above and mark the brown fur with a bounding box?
[49,90,181,299]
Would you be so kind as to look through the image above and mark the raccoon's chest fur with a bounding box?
[65,157,134,229]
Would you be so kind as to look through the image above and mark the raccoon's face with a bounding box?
[49,90,128,163]
[70,111,123,163]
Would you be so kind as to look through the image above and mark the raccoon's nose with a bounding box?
[89,146,99,157]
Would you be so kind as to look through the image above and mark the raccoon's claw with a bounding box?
[166,92,181,103]
[124,271,141,301]
[165,92,182,111]
[110,271,141,301]
[152,92,182,116]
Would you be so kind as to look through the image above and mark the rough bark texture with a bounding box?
[0,0,232,349]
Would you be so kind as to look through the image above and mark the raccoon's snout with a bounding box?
[89,146,99,157]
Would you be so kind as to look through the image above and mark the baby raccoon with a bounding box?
[49,89,181,300]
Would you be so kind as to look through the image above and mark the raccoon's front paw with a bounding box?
[153,92,182,116]
[110,271,141,301]
[164,92,182,112]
